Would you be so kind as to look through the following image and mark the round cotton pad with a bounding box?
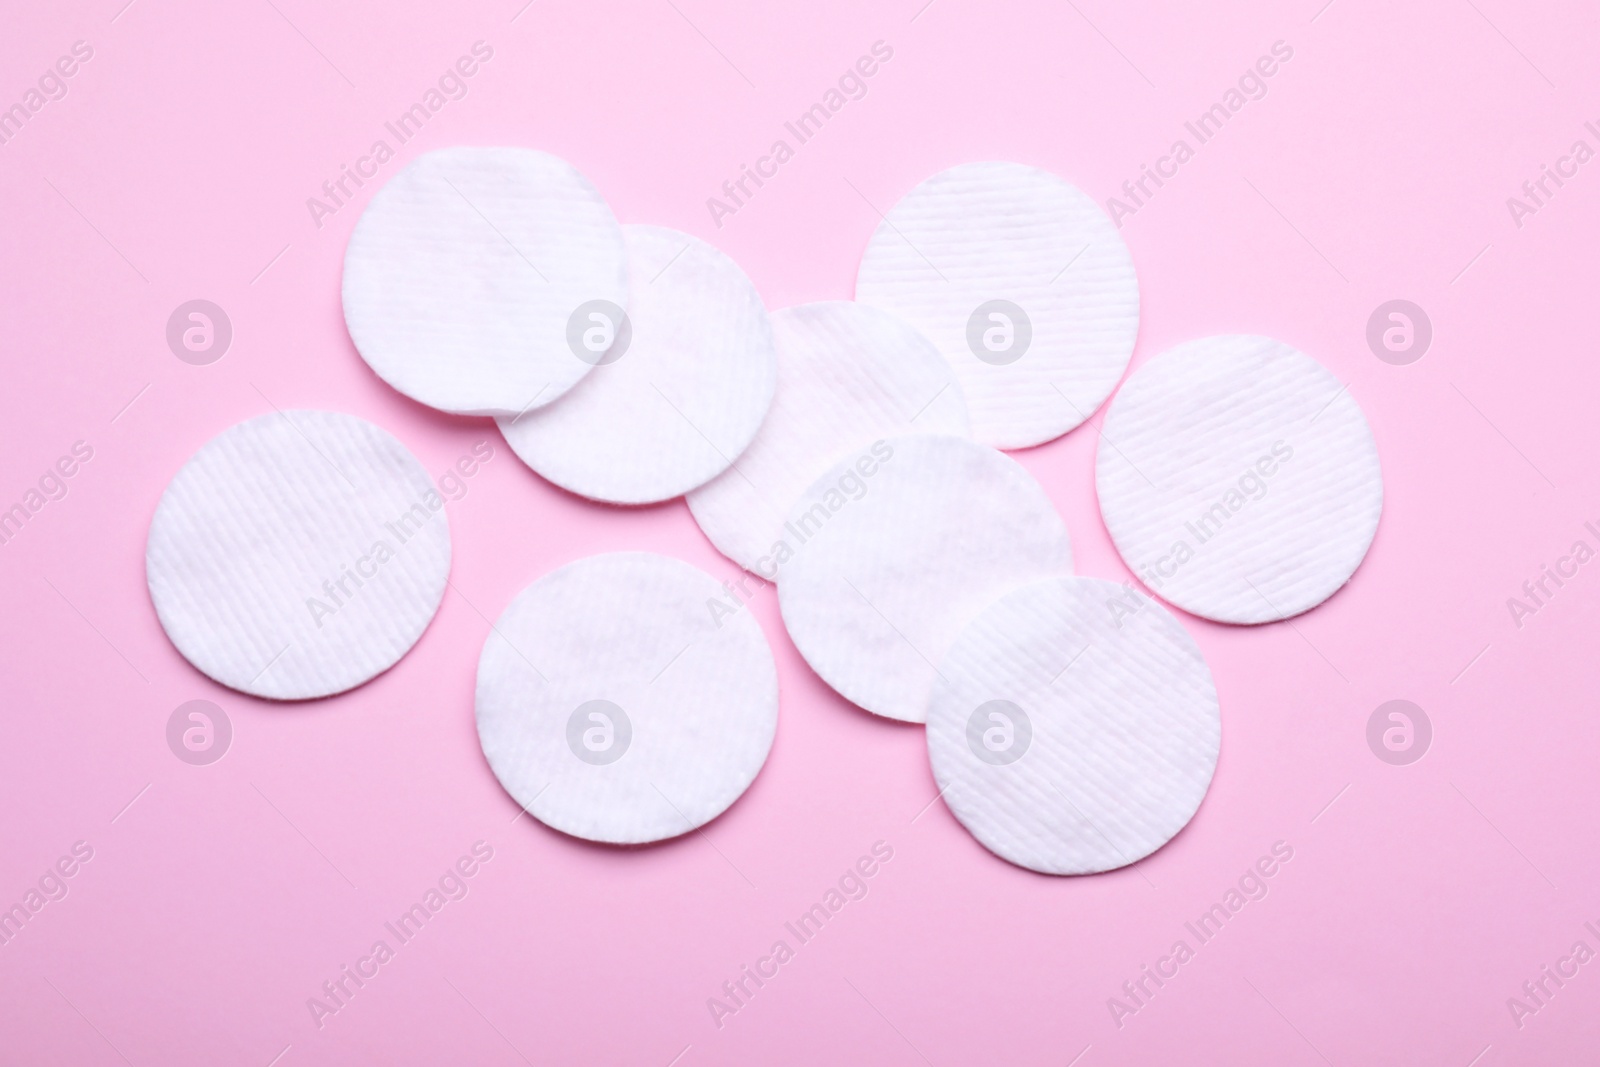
[342,146,627,416]
[475,552,778,844]
[776,434,1071,723]
[687,301,968,576]
[496,225,776,504]
[146,410,450,700]
[926,576,1220,875]
[854,161,1138,450]
[1096,335,1383,624]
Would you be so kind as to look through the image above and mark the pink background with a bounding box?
[3,0,1598,1062]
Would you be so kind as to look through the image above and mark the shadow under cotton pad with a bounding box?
[854,161,1138,450]
[926,576,1220,876]
[342,146,628,417]
[145,410,451,700]
[1096,334,1383,624]
[776,434,1072,723]
[475,552,778,845]
[497,224,776,505]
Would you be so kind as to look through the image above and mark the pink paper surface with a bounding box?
[3,1,1597,1063]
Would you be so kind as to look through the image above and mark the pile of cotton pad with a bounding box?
[344,146,778,507]
[143,149,1384,872]
[688,159,1377,874]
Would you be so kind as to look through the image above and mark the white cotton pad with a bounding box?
[342,146,627,416]
[146,410,451,700]
[776,434,1072,723]
[475,552,778,845]
[495,224,776,504]
[1096,335,1383,625]
[926,576,1220,875]
[854,161,1138,450]
[686,301,968,577]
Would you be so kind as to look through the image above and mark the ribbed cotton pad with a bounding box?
[687,301,968,577]
[342,146,627,416]
[776,434,1072,722]
[496,224,776,504]
[854,161,1138,449]
[1096,335,1383,624]
[475,552,778,844]
[926,576,1220,875]
[146,410,451,700]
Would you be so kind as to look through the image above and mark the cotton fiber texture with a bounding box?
[1096,334,1383,624]
[498,224,776,504]
[926,576,1220,875]
[343,146,628,416]
[475,552,778,844]
[777,434,1072,723]
[146,410,451,700]
[855,161,1138,449]
[688,301,968,576]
